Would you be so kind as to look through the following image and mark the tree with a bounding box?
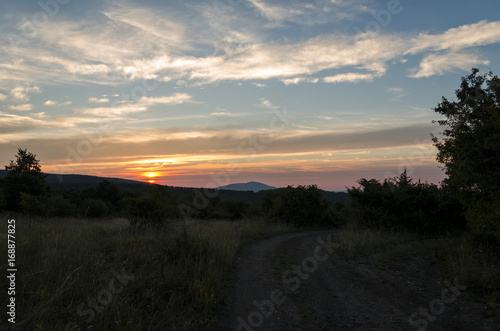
[432,69,500,243]
[1,148,48,211]
[347,171,466,233]
[263,185,329,226]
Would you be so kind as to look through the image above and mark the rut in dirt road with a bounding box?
[216,230,494,331]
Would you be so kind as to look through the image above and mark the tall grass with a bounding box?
[0,214,296,330]
[332,226,500,318]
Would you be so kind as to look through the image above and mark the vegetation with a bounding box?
[432,69,500,245]
[0,216,297,330]
[348,170,466,234]
[1,148,48,211]
[262,185,330,226]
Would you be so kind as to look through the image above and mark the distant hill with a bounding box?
[216,181,276,192]
[0,171,350,204]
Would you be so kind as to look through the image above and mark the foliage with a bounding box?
[262,185,329,226]
[124,186,179,225]
[81,198,110,218]
[20,193,78,217]
[347,170,466,233]
[432,69,500,243]
[1,148,48,211]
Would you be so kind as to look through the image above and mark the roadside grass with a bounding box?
[0,214,297,330]
[332,225,500,319]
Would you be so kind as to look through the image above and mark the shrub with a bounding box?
[263,185,329,226]
[347,171,466,234]
[81,198,110,218]
[124,188,179,225]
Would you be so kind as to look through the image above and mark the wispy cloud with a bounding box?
[10,85,41,101]
[254,98,279,109]
[324,72,379,84]
[247,0,371,25]
[1,8,499,90]
[8,104,32,111]
[281,77,319,85]
[76,93,196,118]
[89,97,110,104]
[44,100,72,106]
[387,87,408,100]
[138,93,197,106]
[410,51,489,78]
[407,20,500,54]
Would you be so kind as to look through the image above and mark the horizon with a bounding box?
[1,1,500,191]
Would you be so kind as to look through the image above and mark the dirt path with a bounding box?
[216,230,495,330]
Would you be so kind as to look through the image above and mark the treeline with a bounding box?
[0,150,466,236]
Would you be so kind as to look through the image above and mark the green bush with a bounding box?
[81,198,110,218]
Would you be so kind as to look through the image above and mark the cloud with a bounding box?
[407,20,500,54]
[247,0,303,23]
[10,86,41,101]
[281,77,319,85]
[0,93,6,101]
[0,2,499,91]
[387,87,408,100]
[137,93,196,106]
[254,98,279,109]
[9,104,32,111]
[247,0,371,25]
[324,72,378,83]
[77,93,196,118]
[410,52,490,78]
[0,111,48,133]
[45,100,72,106]
[89,97,110,104]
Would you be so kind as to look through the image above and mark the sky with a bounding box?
[1,0,499,191]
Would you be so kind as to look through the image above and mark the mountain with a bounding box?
[216,181,277,192]
[0,171,350,204]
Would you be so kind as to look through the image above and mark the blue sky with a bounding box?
[1,0,499,190]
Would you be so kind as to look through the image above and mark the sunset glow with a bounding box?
[1,1,499,190]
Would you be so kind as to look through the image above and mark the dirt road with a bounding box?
[217,230,495,330]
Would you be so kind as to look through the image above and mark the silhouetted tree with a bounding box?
[432,69,500,243]
[1,148,48,211]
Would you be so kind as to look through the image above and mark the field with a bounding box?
[0,215,297,330]
[1,214,499,330]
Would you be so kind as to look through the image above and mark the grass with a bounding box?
[0,214,297,330]
[331,225,500,319]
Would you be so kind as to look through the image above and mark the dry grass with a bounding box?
[0,214,297,330]
[331,225,500,319]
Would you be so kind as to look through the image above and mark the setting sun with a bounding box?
[144,172,159,178]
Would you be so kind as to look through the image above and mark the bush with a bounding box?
[347,171,466,234]
[262,185,329,226]
[124,188,179,225]
[20,193,77,217]
[81,198,110,218]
